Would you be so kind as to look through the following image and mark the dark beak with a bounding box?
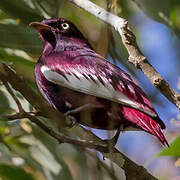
[29,22,51,32]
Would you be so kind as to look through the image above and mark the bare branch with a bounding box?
[4,112,110,152]
[68,0,180,109]
[3,112,27,121]
[26,113,111,152]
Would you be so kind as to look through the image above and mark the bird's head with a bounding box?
[30,18,90,53]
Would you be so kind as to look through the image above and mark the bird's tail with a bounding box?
[145,118,169,147]
[123,107,169,146]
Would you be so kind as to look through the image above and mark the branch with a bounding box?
[6,112,157,180]
[0,61,157,179]
[68,0,180,110]
[85,149,119,180]
[1,82,109,153]
[17,112,110,152]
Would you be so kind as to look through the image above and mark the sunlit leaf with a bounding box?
[157,136,180,157]
[169,2,180,36]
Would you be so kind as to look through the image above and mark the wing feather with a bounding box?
[42,50,158,118]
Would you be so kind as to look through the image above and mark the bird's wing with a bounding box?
[41,50,157,119]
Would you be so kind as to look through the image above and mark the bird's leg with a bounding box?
[104,125,124,147]
[65,104,94,127]
[65,104,93,116]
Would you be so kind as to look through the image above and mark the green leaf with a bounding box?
[33,0,63,17]
[0,0,43,24]
[0,10,10,21]
[169,2,180,35]
[0,50,35,80]
[157,136,180,157]
[0,24,42,54]
[0,164,36,180]
[135,0,170,25]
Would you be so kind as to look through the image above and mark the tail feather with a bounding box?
[149,119,169,146]
[123,107,169,146]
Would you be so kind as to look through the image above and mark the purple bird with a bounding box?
[30,18,168,146]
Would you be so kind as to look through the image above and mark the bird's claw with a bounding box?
[65,115,77,128]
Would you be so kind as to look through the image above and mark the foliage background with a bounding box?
[0,0,180,179]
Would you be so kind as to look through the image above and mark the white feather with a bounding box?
[41,65,138,108]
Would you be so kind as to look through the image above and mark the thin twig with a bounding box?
[3,81,23,113]
[3,112,27,121]
[86,149,120,180]
[5,111,110,152]
[3,111,41,121]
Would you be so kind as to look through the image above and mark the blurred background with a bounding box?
[0,0,180,179]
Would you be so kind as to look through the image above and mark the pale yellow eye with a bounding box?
[61,23,69,30]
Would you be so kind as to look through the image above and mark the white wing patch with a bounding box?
[41,65,138,108]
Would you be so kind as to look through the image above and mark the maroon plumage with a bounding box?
[30,18,168,146]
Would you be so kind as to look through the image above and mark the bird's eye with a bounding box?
[61,23,70,30]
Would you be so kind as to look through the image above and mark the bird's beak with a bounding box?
[29,22,51,33]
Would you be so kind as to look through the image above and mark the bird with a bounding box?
[30,17,168,146]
